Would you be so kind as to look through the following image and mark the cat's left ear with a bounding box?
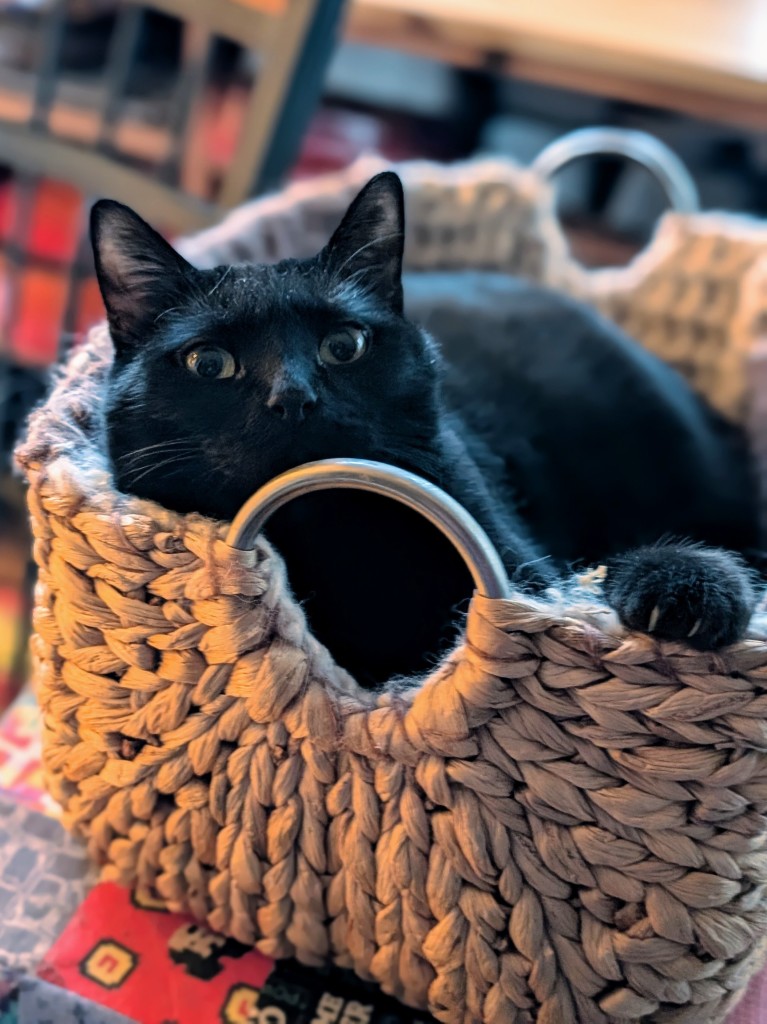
[324,171,405,313]
[90,200,196,352]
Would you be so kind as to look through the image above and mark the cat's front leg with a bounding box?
[489,516,558,594]
[603,543,758,649]
[511,558,558,593]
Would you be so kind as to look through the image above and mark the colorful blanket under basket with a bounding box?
[15,152,767,1024]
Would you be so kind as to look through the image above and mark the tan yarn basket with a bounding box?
[17,136,767,1024]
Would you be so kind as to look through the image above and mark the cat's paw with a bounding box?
[603,544,757,649]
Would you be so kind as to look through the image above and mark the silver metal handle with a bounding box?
[532,126,700,214]
[226,458,511,600]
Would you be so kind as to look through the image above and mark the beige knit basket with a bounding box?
[17,136,767,1024]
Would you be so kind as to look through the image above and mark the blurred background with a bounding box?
[0,0,765,716]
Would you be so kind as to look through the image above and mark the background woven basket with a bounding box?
[16,155,767,1024]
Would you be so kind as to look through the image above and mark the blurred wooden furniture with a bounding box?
[0,0,346,233]
[0,0,346,368]
[346,0,767,129]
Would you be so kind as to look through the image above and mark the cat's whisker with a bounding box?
[118,439,191,458]
[121,453,198,475]
[154,306,183,323]
[120,442,197,460]
[121,452,198,476]
[126,452,197,486]
[117,439,197,468]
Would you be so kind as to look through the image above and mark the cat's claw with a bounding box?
[646,605,661,633]
[604,544,757,650]
[646,603,701,637]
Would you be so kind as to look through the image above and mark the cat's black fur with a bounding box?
[92,172,761,688]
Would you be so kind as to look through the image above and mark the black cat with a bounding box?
[91,172,761,688]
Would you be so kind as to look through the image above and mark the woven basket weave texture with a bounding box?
[16,156,767,1024]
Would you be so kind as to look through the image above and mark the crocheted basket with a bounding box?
[17,136,767,1024]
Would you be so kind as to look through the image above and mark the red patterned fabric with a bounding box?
[0,106,430,368]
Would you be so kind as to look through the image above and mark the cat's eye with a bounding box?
[318,327,368,366]
[184,346,236,380]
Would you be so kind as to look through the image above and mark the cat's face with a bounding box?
[91,173,441,520]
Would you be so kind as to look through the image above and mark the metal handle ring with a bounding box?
[226,458,511,600]
[532,126,700,214]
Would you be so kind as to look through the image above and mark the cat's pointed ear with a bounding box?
[325,171,405,313]
[90,200,195,351]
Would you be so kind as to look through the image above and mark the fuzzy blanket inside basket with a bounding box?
[15,156,767,1024]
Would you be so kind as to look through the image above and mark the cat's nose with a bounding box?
[266,384,317,421]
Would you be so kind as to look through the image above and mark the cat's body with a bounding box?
[407,271,758,564]
[91,173,760,688]
[265,273,759,684]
